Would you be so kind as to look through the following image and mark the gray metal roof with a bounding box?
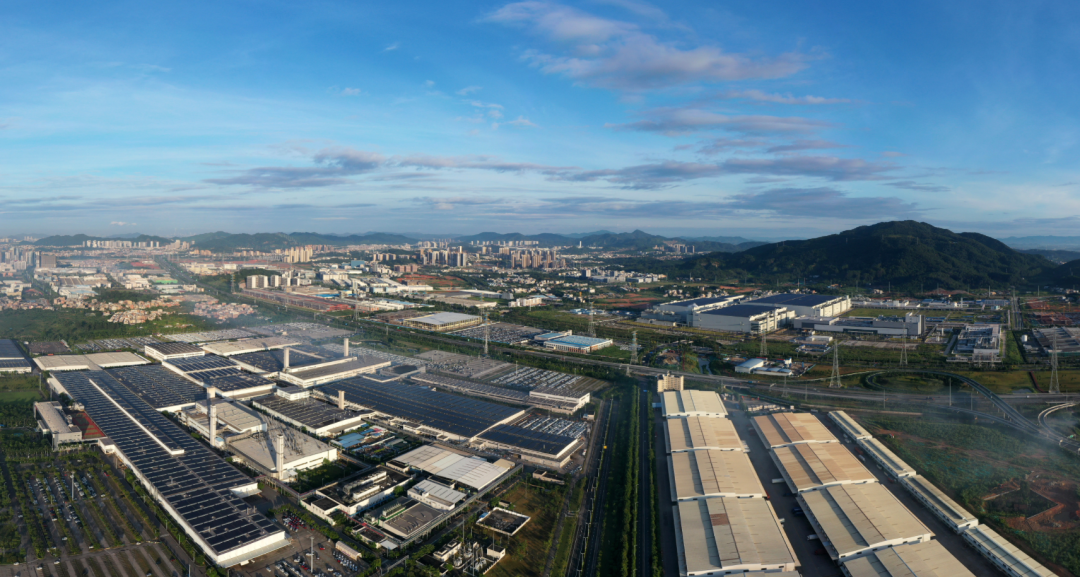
[675,498,798,575]
[842,540,975,577]
[749,293,844,307]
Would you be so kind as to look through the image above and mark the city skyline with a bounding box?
[3,1,1080,237]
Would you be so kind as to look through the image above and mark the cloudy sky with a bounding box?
[3,1,1080,239]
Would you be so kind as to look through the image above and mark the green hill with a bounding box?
[668,221,1052,290]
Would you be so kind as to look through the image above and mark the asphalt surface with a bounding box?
[637,389,651,577]
[565,399,616,577]
[651,408,679,577]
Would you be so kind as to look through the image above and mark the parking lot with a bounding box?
[0,454,194,577]
[230,510,370,577]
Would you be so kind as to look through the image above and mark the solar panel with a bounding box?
[204,373,273,393]
[253,396,354,429]
[192,368,244,380]
[0,359,32,369]
[166,355,238,372]
[108,365,206,409]
[232,349,324,372]
[53,371,279,556]
[322,378,521,439]
[0,339,25,360]
[478,424,578,456]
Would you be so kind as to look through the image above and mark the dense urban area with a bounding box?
[3,222,1080,577]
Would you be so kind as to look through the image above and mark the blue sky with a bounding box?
[3,0,1080,239]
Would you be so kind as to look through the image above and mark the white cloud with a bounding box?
[507,116,538,128]
[110,221,137,226]
[341,88,362,96]
[486,2,812,90]
[456,86,483,95]
[384,42,400,51]
[712,89,852,105]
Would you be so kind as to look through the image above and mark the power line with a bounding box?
[828,341,842,389]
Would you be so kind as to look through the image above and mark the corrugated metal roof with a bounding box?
[772,442,876,492]
[675,498,798,575]
[963,525,1057,577]
[394,445,505,490]
[842,540,975,577]
[666,417,744,452]
[901,476,977,529]
[669,450,764,500]
[661,390,728,418]
[858,438,916,478]
[754,412,837,448]
[800,484,932,559]
[829,411,872,440]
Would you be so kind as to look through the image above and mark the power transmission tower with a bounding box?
[483,310,490,357]
[629,331,638,366]
[1049,332,1061,395]
[828,342,842,388]
[587,299,596,337]
[759,325,768,357]
[899,333,908,368]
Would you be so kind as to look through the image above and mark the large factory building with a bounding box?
[691,304,795,334]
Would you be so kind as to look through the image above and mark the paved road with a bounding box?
[651,407,679,577]
[565,399,617,577]
[637,388,651,577]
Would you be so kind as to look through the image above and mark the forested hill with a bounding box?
[637,221,1054,290]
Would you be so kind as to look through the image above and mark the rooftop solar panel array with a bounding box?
[253,396,356,429]
[107,365,207,409]
[232,349,324,372]
[477,424,578,457]
[190,368,245,380]
[166,355,239,373]
[54,371,280,556]
[322,378,521,438]
[0,339,26,360]
[204,373,273,393]
[0,359,32,370]
[146,342,204,356]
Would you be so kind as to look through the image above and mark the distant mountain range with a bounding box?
[1000,236,1080,250]
[34,230,765,252]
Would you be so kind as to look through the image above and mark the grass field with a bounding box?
[485,482,565,577]
[861,413,1080,576]
[0,374,39,392]
[0,390,43,402]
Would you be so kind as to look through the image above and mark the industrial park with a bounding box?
[5,2,1080,575]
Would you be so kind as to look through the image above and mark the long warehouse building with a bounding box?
[53,371,288,567]
[673,498,799,576]
[841,539,976,577]
[798,483,933,562]
[665,416,745,453]
[753,412,838,448]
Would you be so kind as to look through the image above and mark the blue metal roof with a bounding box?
[547,335,611,347]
